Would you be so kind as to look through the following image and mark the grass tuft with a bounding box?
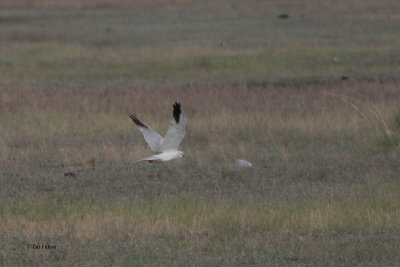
[326,92,400,150]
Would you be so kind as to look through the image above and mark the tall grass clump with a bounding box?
[327,92,400,149]
[373,110,400,149]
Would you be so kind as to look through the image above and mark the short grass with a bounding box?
[1,0,400,85]
[1,44,399,84]
[1,0,400,266]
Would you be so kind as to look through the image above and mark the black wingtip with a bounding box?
[173,102,181,123]
[129,113,147,128]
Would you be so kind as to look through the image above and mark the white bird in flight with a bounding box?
[130,102,186,163]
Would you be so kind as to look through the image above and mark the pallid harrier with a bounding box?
[130,102,186,163]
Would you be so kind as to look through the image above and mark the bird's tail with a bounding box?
[135,155,160,164]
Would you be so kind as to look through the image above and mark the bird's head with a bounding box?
[178,151,184,157]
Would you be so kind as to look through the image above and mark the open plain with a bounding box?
[1,0,400,265]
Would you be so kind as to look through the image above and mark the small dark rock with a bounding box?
[43,187,55,192]
[278,14,289,19]
[341,75,349,80]
[64,172,76,177]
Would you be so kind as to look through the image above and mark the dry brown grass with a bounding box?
[1,81,399,169]
[2,81,399,117]
[0,0,286,10]
[2,0,399,12]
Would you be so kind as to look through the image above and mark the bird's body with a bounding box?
[135,150,184,164]
[130,102,186,163]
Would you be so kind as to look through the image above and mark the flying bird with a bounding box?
[129,102,186,163]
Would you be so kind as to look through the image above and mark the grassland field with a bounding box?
[1,0,400,266]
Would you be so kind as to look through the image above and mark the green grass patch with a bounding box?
[1,43,399,84]
[2,181,400,234]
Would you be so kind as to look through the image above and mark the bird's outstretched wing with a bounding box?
[162,102,186,152]
[129,114,163,154]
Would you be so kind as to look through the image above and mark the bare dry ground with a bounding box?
[1,0,400,265]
